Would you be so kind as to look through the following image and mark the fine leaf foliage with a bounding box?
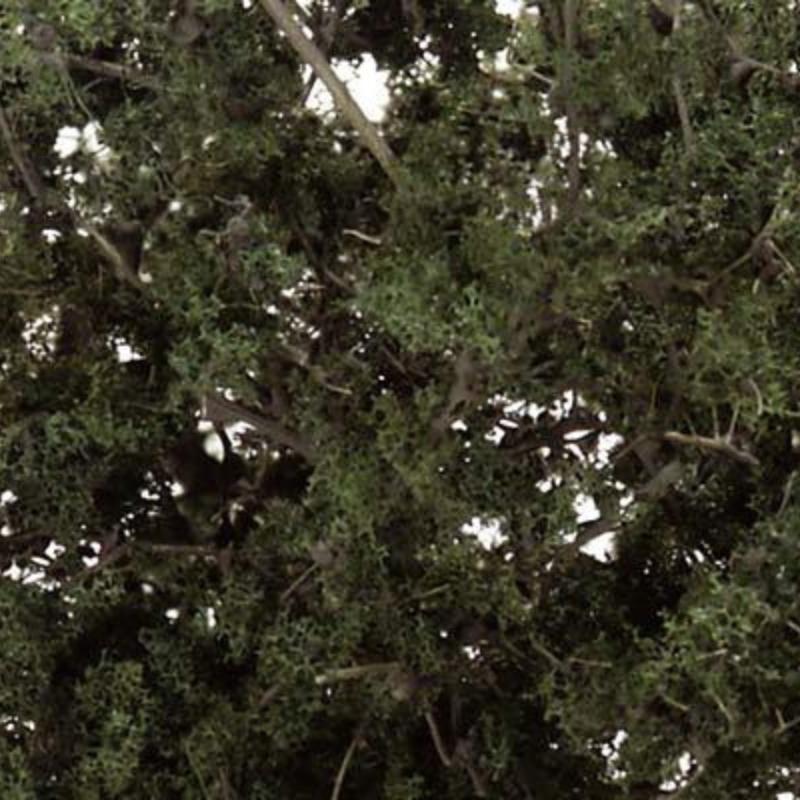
[1,1,800,797]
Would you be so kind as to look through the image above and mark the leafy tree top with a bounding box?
[1,1,800,797]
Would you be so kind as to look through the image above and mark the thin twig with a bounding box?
[279,562,319,603]
[39,51,159,88]
[0,106,47,201]
[259,0,403,187]
[669,3,695,157]
[424,710,452,768]
[330,716,369,800]
[342,228,382,245]
[314,662,401,686]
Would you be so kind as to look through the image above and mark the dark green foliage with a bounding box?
[2,0,800,797]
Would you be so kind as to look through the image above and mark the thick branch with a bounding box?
[201,391,317,462]
[259,0,403,187]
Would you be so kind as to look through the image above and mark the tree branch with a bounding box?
[330,716,368,800]
[259,0,403,187]
[38,51,159,89]
[562,0,582,209]
[663,430,759,466]
[201,391,317,462]
[0,106,48,202]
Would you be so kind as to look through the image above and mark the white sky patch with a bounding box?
[494,0,525,16]
[574,493,600,524]
[659,751,696,793]
[306,54,391,122]
[595,432,625,467]
[44,540,66,560]
[600,730,628,781]
[205,606,218,629]
[1,490,18,506]
[202,429,226,463]
[108,334,144,364]
[21,309,58,360]
[463,644,481,660]
[461,516,509,550]
[53,122,114,169]
[2,562,22,580]
[582,531,617,562]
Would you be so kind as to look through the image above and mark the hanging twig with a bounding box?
[424,710,452,768]
[259,0,403,187]
[330,715,369,800]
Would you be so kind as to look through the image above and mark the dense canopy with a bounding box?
[2,0,800,797]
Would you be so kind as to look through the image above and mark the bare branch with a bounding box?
[201,391,317,462]
[259,0,403,187]
[39,51,159,89]
[330,716,368,800]
[672,6,695,157]
[424,710,453,768]
[0,106,48,202]
[314,662,401,686]
[663,430,759,466]
[562,0,582,209]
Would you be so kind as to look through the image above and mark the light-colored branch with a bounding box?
[259,0,403,187]
[314,662,401,686]
[663,430,759,466]
[424,710,452,768]
[330,717,368,800]
[669,3,695,157]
